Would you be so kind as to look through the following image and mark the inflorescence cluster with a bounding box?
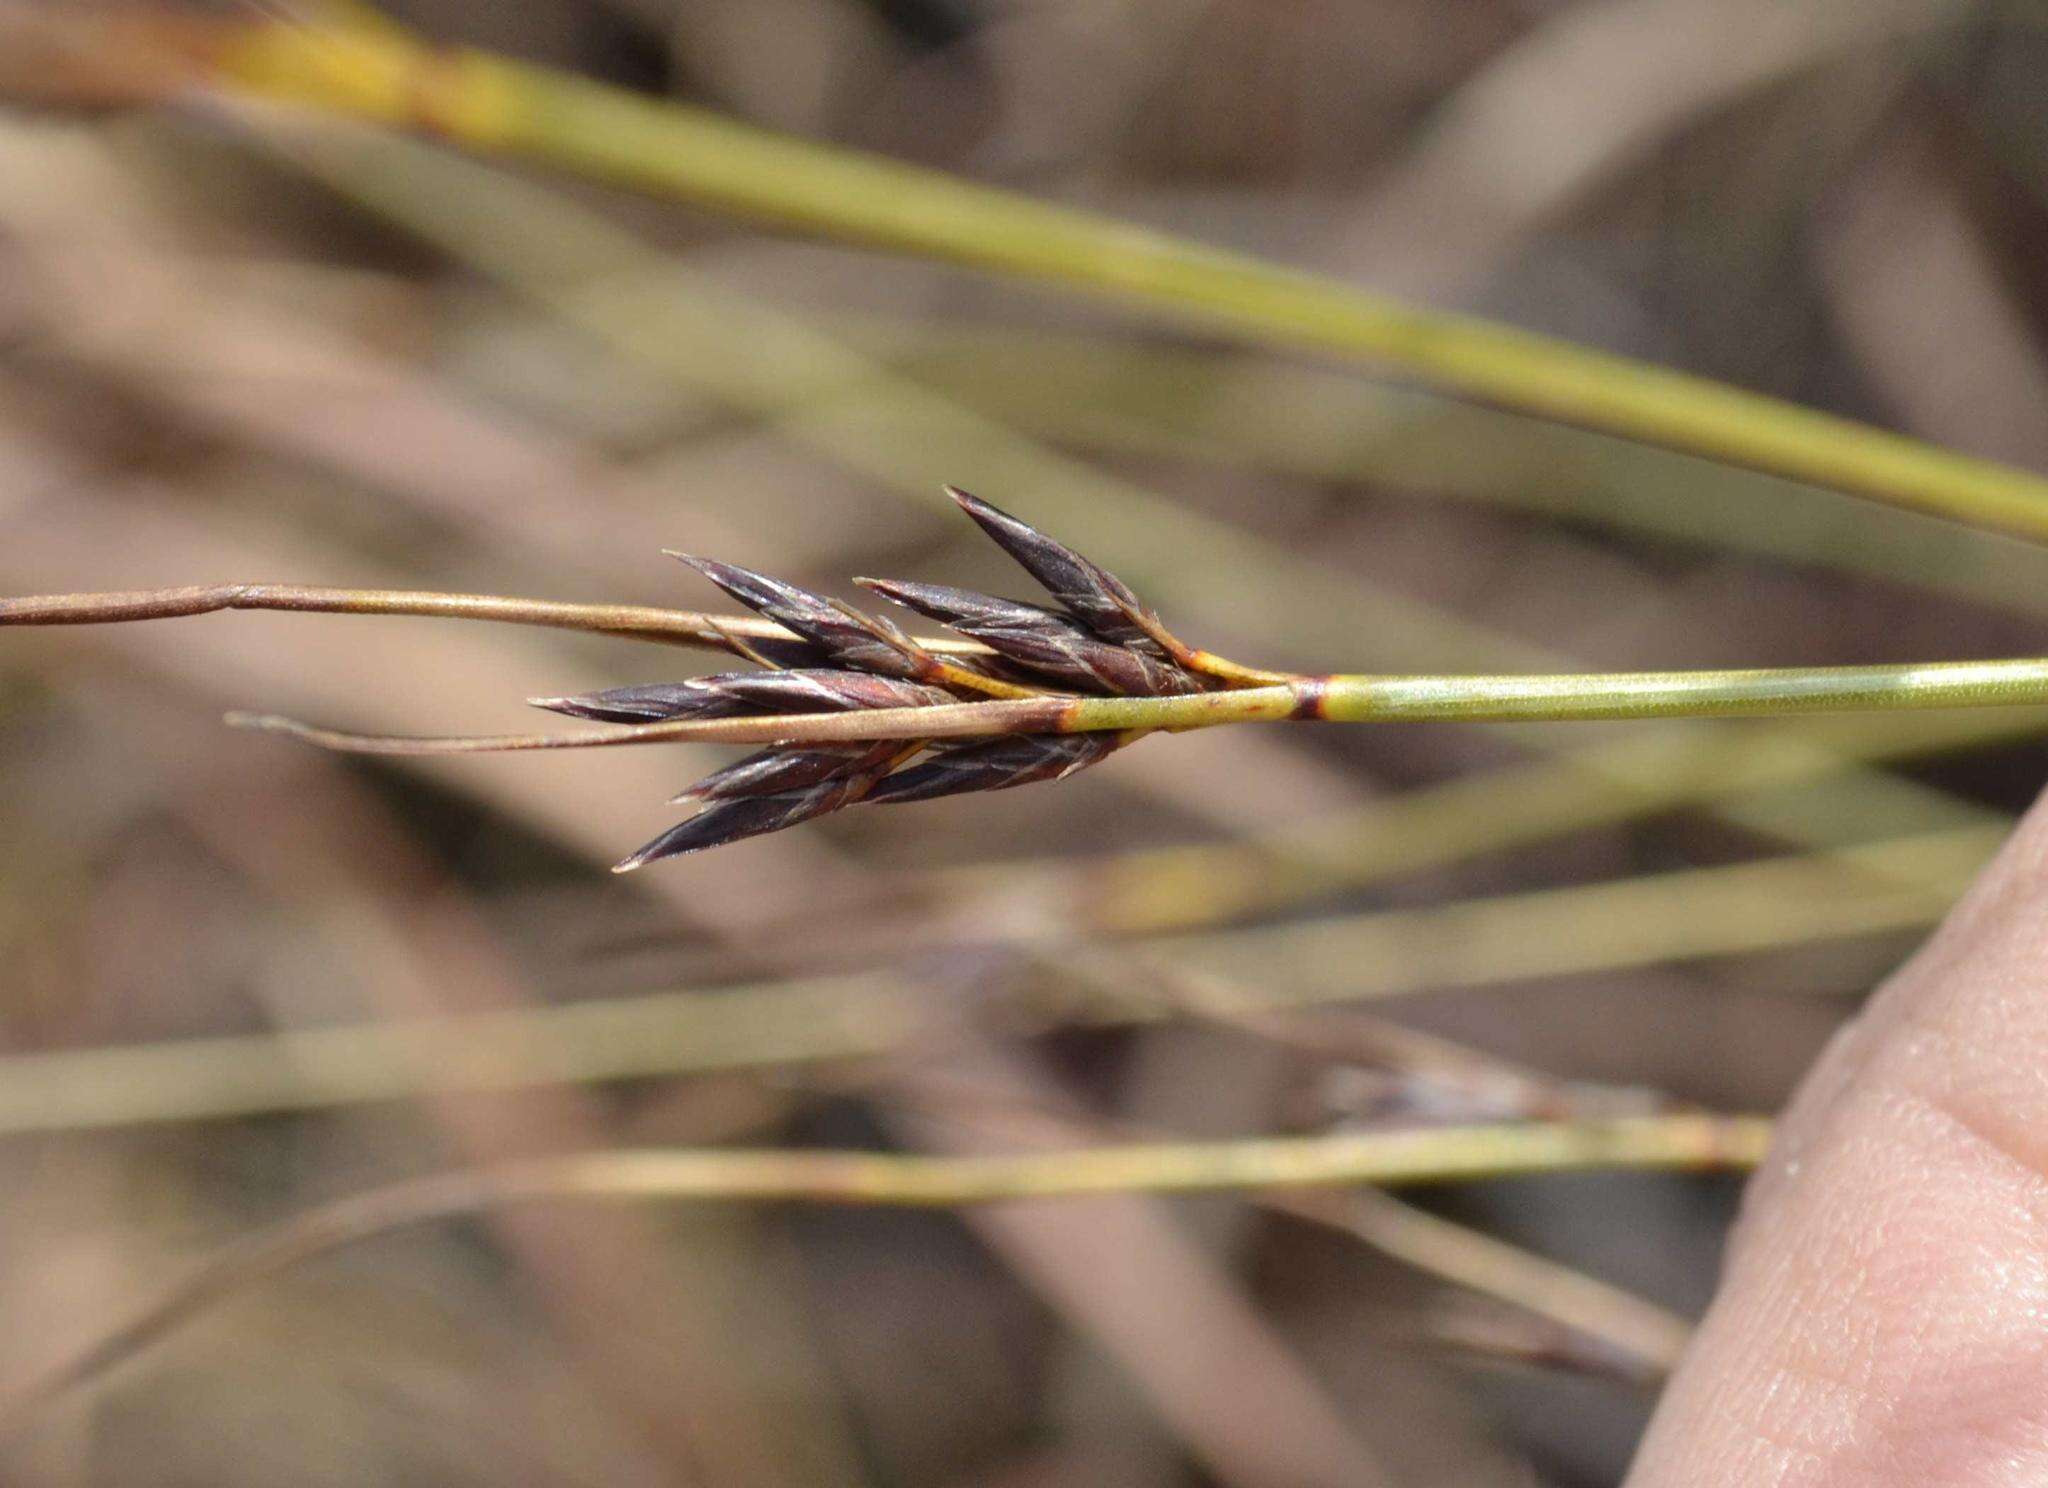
[536,489,1241,870]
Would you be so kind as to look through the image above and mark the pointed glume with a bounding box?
[709,669,957,714]
[679,740,912,802]
[672,555,933,681]
[865,733,1123,806]
[857,577,1197,698]
[534,669,956,725]
[944,486,1165,652]
[531,682,750,724]
[616,771,886,869]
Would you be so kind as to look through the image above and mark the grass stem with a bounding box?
[0,1115,1766,1434]
[213,657,2048,758]
[177,18,2048,538]
[0,581,982,656]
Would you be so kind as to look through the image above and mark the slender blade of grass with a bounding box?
[155,16,2048,540]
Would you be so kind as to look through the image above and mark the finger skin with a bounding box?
[1630,793,2048,1487]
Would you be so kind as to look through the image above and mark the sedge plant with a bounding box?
[14,487,2048,872]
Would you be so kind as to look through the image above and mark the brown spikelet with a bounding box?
[672,555,932,681]
[678,741,911,802]
[615,771,884,870]
[856,579,1197,698]
[865,733,1123,805]
[945,487,1164,651]
[530,682,752,724]
[533,670,955,724]
[708,670,958,714]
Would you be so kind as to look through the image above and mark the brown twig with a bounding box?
[0,580,985,659]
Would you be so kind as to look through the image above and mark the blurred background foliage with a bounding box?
[2,1,2048,1484]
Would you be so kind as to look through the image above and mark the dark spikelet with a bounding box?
[673,555,929,680]
[946,486,1161,649]
[857,578,1196,698]
[729,633,835,669]
[530,683,753,724]
[679,741,911,801]
[535,669,953,725]
[865,733,1122,806]
[615,773,879,870]
[706,669,957,713]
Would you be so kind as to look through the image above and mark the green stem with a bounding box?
[191,21,2048,539]
[1315,658,2048,723]
[223,656,2048,756]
